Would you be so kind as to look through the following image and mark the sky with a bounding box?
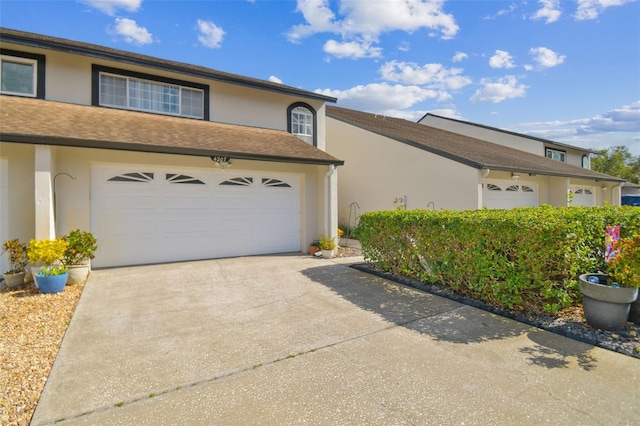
[1,0,639,156]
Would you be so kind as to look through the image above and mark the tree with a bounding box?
[591,146,640,184]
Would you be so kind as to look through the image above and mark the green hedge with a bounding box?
[356,206,640,315]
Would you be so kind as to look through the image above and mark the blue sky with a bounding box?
[1,0,639,155]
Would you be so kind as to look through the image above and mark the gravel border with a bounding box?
[351,262,640,359]
[0,279,86,425]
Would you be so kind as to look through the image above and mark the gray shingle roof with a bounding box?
[327,106,623,182]
[0,96,344,166]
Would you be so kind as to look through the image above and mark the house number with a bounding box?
[211,156,230,163]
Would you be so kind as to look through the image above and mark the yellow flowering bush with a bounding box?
[28,239,69,267]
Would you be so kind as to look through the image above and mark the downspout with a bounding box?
[325,164,336,236]
[611,182,623,205]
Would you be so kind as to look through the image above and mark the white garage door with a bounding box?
[483,180,538,209]
[91,165,301,267]
[0,159,7,274]
[570,186,596,207]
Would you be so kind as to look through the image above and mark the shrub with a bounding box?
[357,206,640,315]
[2,239,28,274]
[62,229,98,265]
[317,235,337,250]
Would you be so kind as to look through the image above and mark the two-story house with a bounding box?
[326,106,624,227]
[0,28,343,270]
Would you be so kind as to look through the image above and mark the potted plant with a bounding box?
[579,233,640,331]
[2,239,28,288]
[27,238,69,294]
[309,240,321,256]
[317,235,337,259]
[62,229,98,285]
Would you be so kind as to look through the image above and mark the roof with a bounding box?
[327,106,623,182]
[419,112,595,154]
[0,27,336,104]
[0,96,344,166]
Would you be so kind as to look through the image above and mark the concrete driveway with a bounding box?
[32,254,639,425]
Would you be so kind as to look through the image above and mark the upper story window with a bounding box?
[288,103,316,146]
[0,50,45,98]
[582,154,590,169]
[93,65,209,120]
[546,148,566,162]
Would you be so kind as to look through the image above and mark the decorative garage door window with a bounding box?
[573,188,593,195]
[166,174,204,185]
[262,178,291,188]
[220,177,291,188]
[220,177,254,186]
[485,183,535,193]
[108,172,154,182]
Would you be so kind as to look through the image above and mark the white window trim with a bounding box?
[545,148,566,162]
[98,71,204,119]
[0,54,37,97]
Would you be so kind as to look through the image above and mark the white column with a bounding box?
[34,146,55,240]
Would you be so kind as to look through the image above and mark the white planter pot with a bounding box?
[67,264,90,285]
[30,264,43,289]
[322,249,336,259]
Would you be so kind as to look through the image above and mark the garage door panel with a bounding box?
[92,166,301,267]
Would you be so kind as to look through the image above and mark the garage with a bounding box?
[91,165,301,267]
[570,186,596,207]
[482,180,538,209]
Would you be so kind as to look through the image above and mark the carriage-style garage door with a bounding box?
[91,165,301,268]
[482,180,538,209]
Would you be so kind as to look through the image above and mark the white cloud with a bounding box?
[287,0,459,59]
[268,75,283,84]
[483,3,518,19]
[316,82,439,112]
[112,18,153,45]
[531,0,562,23]
[489,50,516,69]
[575,0,635,20]
[79,0,141,16]
[470,76,527,103]
[529,47,566,68]
[379,60,472,90]
[196,19,225,48]
[512,101,640,155]
[452,52,468,62]
[323,38,382,59]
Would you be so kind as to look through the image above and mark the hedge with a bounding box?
[356,206,640,315]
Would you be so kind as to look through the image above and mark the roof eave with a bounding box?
[0,134,345,166]
[0,29,337,104]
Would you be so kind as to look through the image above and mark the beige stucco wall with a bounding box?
[1,142,331,254]
[327,118,479,226]
[1,42,328,149]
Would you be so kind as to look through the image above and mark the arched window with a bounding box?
[582,154,590,169]
[287,103,316,146]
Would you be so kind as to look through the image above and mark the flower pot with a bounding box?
[3,271,25,288]
[67,264,90,285]
[37,272,69,294]
[30,264,43,289]
[578,273,639,331]
[629,299,640,325]
[310,245,320,256]
[322,249,335,259]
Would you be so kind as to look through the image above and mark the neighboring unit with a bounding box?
[0,28,343,269]
[326,106,624,225]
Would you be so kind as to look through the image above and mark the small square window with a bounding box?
[1,56,37,97]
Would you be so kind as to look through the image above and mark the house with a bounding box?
[326,106,625,226]
[0,28,343,270]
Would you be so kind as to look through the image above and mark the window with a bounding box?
[93,65,208,119]
[582,155,590,169]
[287,103,316,146]
[546,148,566,162]
[0,50,45,98]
